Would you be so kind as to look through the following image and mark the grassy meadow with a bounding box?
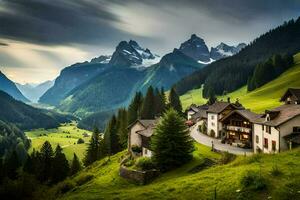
[37,143,300,200]
[26,122,92,161]
[181,52,300,113]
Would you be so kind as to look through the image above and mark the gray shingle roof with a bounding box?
[207,101,243,114]
[280,88,300,101]
[220,109,261,123]
[254,104,300,126]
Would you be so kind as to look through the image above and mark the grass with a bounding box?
[181,52,300,113]
[38,143,300,200]
[26,122,92,161]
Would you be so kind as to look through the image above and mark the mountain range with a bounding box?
[0,71,29,102]
[39,35,244,120]
[16,80,54,103]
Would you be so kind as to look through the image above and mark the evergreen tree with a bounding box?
[83,127,101,166]
[116,108,129,149]
[154,88,165,116]
[0,158,3,183]
[169,87,182,113]
[23,153,34,174]
[51,144,70,183]
[70,153,82,176]
[151,108,194,171]
[104,115,121,155]
[39,141,53,182]
[141,86,156,119]
[4,150,21,179]
[207,88,217,105]
[15,141,27,164]
[128,92,143,125]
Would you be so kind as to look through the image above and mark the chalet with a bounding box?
[206,101,244,138]
[186,104,201,120]
[220,109,261,148]
[280,88,300,104]
[189,104,209,126]
[128,119,157,157]
[253,104,300,153]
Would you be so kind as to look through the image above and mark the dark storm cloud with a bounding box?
[0,0,299,48]
[0,0,142,46]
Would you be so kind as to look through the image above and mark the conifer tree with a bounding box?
[154,88,165,116]
[117,108,129,149]
[128,92,143,125]
[4,150,21,179]
[104,115,121,155]
[83,127,101,166]
[141,86,155,119]
[70,153,82,176]
[51,144,70,183]
[151,108,194,171]
[169,87,182,113]
[39,141,53,182]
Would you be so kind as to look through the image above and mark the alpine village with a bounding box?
[1,1,300,200]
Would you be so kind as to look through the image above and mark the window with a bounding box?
[212,122,215,127]
[144,148,148,155]
[256,135,259,144]
[262,125,264,131]
[264,138,268,148]
[293,126,300,133]
[272,140,276,151]
[211,115,215,120]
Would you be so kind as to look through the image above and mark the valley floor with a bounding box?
[26,123,92,160]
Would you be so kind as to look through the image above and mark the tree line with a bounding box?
[83,86,183,166]
[174,17,300,98]
[247,54,294,91]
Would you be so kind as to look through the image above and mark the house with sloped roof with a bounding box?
[128,119,157,157]
[280,88,300,105]
[253,104,300,153]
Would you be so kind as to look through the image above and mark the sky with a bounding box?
[0,0,299,84]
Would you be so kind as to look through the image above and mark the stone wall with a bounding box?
[119,166,160,185]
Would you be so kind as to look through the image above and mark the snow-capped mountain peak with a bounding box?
[210,42,246,60]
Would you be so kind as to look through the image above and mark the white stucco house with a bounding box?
[128,119,157,157]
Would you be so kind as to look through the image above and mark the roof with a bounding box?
[254,104,300,126]
[128,119,156,129]
[280,88,300,102]
[220,109,261,123]
[207,101,243,114]
[136,126,154,137]
[187,104,199,113]
[191,109,208,120]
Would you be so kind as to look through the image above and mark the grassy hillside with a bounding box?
[38,143,300,200]
[26,123,91,161]
[181,53,300,113]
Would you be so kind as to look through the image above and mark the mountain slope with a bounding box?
[17,80,54,102]
[0,91,73,130]
[175,17,300,97]
[39,62,109,106]
[39,144,300,200]
[210,42,246,60]
[180,52,300,112]
[0,71,29,102]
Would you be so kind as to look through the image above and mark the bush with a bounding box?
[135,157,156,171]
[219,152,236,164]
[131,145,142,153]
[124,159,135,167]
[241,170,267,191]
[75,174,94,186]
[77,138,85,144]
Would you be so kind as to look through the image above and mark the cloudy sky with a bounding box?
[0,0,299,84]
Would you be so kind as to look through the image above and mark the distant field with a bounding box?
[26,123,92,161]
[181,53,300,113]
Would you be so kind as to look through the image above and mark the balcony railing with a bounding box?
[226,125,251,133]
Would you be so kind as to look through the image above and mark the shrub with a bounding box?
[131,145,142,153]
[75,174,94,186]
[270,164,282,176]
[77,138,85,144]
[135,157,156,171]
[219,152,236,164]
[124,159,135,167]
[241,170,267,191]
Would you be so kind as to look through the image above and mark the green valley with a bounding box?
[181,52,300,113]
[26,123,92,161]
